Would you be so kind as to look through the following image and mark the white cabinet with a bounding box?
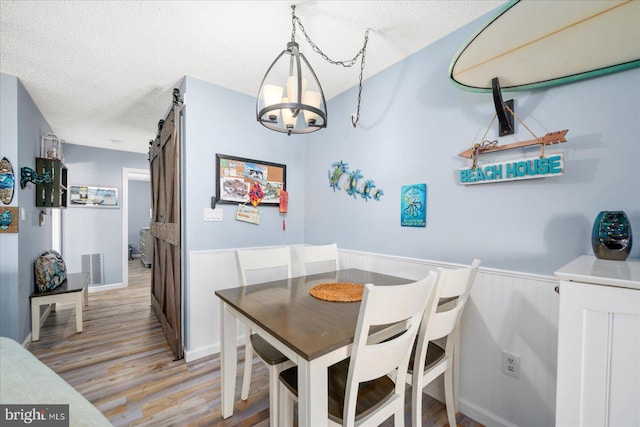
[139,227,153,268]
[555,256,640,427]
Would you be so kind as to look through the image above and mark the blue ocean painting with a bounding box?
[401,184,426,227]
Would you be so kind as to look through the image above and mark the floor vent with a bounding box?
[81,253,104,285]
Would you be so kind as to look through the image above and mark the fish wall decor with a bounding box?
[327,161,383,202]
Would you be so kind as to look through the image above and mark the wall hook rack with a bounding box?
[492,77,515,136]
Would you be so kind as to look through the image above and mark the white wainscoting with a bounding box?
[457,263,559,427]
[186,245,307,361]
[187,247,560,427]
[186,249,238,361]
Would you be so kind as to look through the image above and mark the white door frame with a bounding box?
[51,208,61,253]
[121,167,150,286]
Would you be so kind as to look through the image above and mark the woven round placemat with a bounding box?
[309,282,364,302]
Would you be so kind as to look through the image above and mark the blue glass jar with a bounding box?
[591,211,633,261]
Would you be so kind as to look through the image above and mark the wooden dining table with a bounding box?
[215,268,417,427]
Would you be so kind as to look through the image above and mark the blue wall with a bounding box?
[182,76,306,253]
[0,74,21,340]
[0,73,53,341]
[62,144,148,284]
[304,19,640,275]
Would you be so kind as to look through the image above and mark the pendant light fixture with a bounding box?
[256,5,370,135]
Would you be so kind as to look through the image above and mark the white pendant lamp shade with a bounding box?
[303,90,321,125]
[263,85,284,121]
[256,41,327,135]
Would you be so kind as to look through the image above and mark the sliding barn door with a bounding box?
[149,90,183,360]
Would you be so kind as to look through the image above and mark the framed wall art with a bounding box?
[0,207,18,233]
[69,185,119,208]
[401,183,427,227]
[216,154,286,206]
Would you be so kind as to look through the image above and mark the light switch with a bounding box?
[204,208,223,222]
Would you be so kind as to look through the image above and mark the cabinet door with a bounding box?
[556,280,640,426]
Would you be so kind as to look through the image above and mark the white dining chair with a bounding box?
[295,243,339,276]
[236,246,295,427]
[278,271,439,427]
[407,259,481,427]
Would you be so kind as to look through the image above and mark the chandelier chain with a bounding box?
[291,6,370,127]
[352,31,369,127]
[294,16,369,68]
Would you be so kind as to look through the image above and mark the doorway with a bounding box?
[121,168,150,286]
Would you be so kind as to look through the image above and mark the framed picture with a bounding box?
[216,154,286,206]
[0,207,19,233]
[401,183,427,227]
[69,185,119,208]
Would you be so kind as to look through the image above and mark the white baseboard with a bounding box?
[185,343,219,363]
[460,399,519,427]
[185,335,247,363]
[88,282,126,293]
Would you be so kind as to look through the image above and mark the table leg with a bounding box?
[220,301,237,419]
[31,301,41,341]
[83,286,89,306]
[297,358,328,427]
[75,292,83,332]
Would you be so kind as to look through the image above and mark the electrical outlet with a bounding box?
[502,351,520,379]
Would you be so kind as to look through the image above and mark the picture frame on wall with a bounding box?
[215,154,286,206]
[0,207,19,233]
[69,185,119,208]
[401,183,427,227]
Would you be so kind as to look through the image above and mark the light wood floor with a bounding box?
[27,259,483,427]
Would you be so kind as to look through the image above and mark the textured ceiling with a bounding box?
[0,0,506,153]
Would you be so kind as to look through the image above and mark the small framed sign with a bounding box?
[69,185,119,208]
[401,184,427,227]
[236,204,261,225]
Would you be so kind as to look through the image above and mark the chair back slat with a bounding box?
[428,304,464,341]
[437,259,480,298]
[236,247,292,286]
[296,243,339,276]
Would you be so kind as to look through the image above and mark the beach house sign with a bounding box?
[460,153,564,185]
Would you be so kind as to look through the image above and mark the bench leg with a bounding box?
[31,302,41,341]
[75,292,83,333]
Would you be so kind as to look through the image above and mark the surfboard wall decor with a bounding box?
[449,0,640,92]
[0,157,15,205]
